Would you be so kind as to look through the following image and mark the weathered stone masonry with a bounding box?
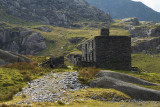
[72,29,131,70]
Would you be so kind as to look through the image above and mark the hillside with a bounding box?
[0,0,111,27]
[86,0,160,22]
[1,21,160,106]
[1,0,160,106]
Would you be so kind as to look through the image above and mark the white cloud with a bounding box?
[132,0,160,12]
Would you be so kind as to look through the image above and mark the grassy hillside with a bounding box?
[132,54,160,73]
[0,21,129,58]
[0,62,51,101]
[2,20,160,107]
[26,22,129,57]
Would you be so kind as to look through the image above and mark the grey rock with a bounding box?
[140,21,155,26]
[120,17,139,26]
[35,26,52,32]
[132,37,160,54]
[96,71,157,86]
[15,71,88,103]
[0,24,46,55]
[71,24,83,28]
[68,37,86,44]
[0,0,111,27]
[89,71,160,101]
[129,25,160,37]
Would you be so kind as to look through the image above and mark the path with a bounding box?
[15,71,87,104]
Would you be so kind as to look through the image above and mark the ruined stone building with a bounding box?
[71,28,131,70]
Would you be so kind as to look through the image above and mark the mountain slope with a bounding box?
[0,0,111,27]
[86,0,160,22]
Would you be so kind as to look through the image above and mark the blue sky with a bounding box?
[132,0,160,12]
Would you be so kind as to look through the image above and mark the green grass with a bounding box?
[0,21,130,59]
[0,62,52,101]
[0,68,24,101]
[132,54,160,74]
[72,88,131,101]
[1,101,160,107]
[28,101,160,107]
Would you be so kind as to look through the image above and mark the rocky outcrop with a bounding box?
[34,26,52,32]
[120,17,139,26]
[132,37,160,54]
[129,26,152,37]
[0,23,46,55]
[129,25,160,37]
[68,37,86,44]
[89,71,160,101]
[0,49,31,66]
[0,0,111,27]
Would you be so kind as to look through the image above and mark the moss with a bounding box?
[72,88,131,101]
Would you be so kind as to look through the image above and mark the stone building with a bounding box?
[71,28,131,70]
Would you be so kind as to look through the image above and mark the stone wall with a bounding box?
[95,36,131,70]
[71,29,131,70]
[82,39,96,63]
[40,56,64,68]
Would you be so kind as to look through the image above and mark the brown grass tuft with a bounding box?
[78,67,101,84]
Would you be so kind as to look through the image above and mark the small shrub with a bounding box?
[19,87,22,91]
[2,92,13,101]
[1,104,8,107]
[73,65,81,71]
[22,94,27,98]
[23,74,32,82]
[78,67,101,84]
[11,89,18,94]
[57,100,65,105]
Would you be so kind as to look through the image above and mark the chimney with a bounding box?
[101,28,110,36]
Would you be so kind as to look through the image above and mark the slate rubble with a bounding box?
[15,71,87,104]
